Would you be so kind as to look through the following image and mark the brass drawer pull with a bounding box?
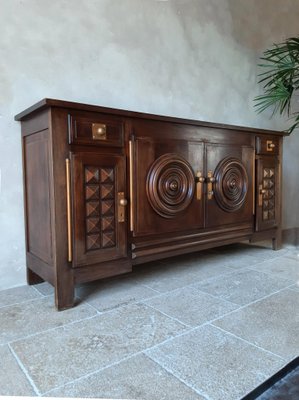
[267,140,276,151]
[65,159,72,262]
[92,123,107,140]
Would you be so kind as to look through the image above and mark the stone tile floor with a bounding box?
[0,242,298,400]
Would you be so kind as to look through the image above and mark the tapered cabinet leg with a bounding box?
[27,267,44,285]
[55,278,75,311]
[272,230,282,250]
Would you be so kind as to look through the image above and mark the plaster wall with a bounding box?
[0,0,298,289]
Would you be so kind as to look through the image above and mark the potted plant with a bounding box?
[254,37,299,133]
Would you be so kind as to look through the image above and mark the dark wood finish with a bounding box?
[71,152,127,267]
[205,142,254,229]
[68,110,124,147]
[15,98,289,137]
[23,131,53,264]
[16,99,287,310]
[255,156,279,231]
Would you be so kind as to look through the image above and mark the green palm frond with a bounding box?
[254,37,299,133]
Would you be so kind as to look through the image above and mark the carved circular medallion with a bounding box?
[146,153,195,218]
[214,157,248,212]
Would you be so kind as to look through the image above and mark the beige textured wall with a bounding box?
[0,0,298,289]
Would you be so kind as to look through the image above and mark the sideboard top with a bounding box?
[15,98,288,136]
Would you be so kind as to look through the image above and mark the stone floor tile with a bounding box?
[213,289,299,360]
[0,285,42,308]
[77,276,158,312]
[0,344,36,396]
[250,257,299,283]
[143,286,238,327]
[47,353,204,399]
[0,296,97,345]
[194,269,292,306]
[132,263,203,292]
[289,283,299,292]
[11,303,186,393]
[34,282,54,296]
[146,324,285,400]
[284,250,299,262]
[214,242,289,260]
[133,257,234,293]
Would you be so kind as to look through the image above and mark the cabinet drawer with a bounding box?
[68,111,124,147]
[256,136,279,155]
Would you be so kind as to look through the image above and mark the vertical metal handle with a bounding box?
[65,159,72,262]
[196,172,205,200]
[129,140,134,232]
[207,171,215,200]
[259,184,266,207]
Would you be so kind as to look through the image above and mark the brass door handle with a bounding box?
[65,159,72,263]
[119,198,128,206]
[207,171,215,200]
[258,185,266,206]
[118,192,127,223]
[196,172,205,200]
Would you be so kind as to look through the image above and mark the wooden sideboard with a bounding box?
[15,99,287,310]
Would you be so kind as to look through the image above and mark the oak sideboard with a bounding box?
[15,99,287,310]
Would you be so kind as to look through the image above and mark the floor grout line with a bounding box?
[210,324,286,361]
[138,301,192,328]
[203,284,297,322]
[143,352,212,400]
[8,313,100,346]
[8,343,41,396]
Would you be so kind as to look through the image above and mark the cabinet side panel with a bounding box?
[23,130,53,264]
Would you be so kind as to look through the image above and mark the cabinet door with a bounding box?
[205,143,254,229]
[130,120,204,237]
[255,156,279,231]
[71,152,127,268]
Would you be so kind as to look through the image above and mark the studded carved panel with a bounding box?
[213,157,248,213]
[262,167,275,221]
[146,153,195,219]
[85,166,116,251]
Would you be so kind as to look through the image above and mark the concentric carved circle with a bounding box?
[214,157,248,212]
[146,153,195,218]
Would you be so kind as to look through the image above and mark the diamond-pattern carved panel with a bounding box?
[86,234,101,250]
[102,216,115,232]
[85,167,100,184]
[101,184,114,200]
[86,185,100,200]
[86,201,100,217]
[86,218,100,234]
[101,168,114,183]
[84,166,116,251]
[102,200,114,216]
[262,168,275,221]
[102,232,116,248]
